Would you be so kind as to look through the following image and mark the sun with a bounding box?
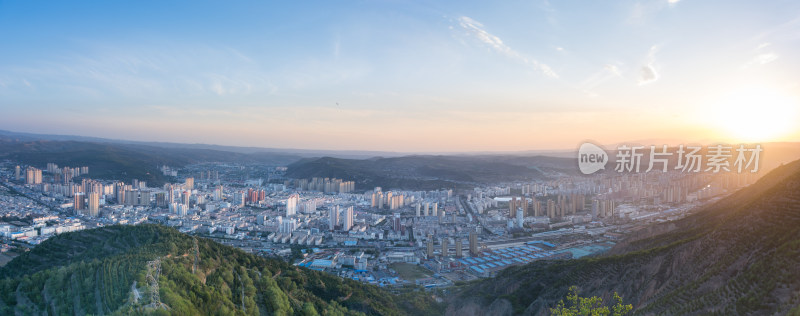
[710,86,799,142]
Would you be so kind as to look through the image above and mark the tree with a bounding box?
[301,302,319,316]
[550,286,633,316]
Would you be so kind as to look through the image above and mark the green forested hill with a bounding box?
[0,225,442,315]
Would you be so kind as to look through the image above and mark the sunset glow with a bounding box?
[1,1,799,151]
[711,86,799,143]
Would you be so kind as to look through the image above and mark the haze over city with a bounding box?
[2,0,799,151]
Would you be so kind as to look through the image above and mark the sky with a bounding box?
[1,0,799,152]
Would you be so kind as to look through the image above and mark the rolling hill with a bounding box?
[0,224,442,315]
[0,139,302,186]
[445,159,800,315]
[286,155,575,191]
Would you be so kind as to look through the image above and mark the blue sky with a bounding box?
[1,0,799,151]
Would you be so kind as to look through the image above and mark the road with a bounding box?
[457,195,495,236]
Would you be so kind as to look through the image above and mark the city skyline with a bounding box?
[2,1,799,151]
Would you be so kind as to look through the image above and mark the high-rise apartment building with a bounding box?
[342,206,354,231]
[427,238,434,259]
[182,190,191,206]
[26,167,42,185]
[469,231,479,255]
[286,194,299,217]
[74,193,85,211]
[329,206,339,231]
[87,192,100,217]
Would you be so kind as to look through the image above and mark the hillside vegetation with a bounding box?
[0,225,442,315]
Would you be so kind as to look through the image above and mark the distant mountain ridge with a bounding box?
[0,139,303,186]
[445,159,800,315]
[0,129,580,158]
[0,130,582,190]
[0,137,578,189]
[286,155,577,191]
[3,129,799,190]
[0,129,448,158]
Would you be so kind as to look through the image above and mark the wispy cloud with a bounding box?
[0,44,287,99]
[639,65,658,85]
[207,74,257,96]
[628,0,680,24]
[742,53,778,69]
[741,42,779,69]
[750,15,800,43]
[638,46,660,86]
[539,0,559,27]
[581,63,624,96]
[753,53,778,65]
[455,16,558,78]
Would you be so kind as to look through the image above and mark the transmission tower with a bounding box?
[145,258,170,310]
